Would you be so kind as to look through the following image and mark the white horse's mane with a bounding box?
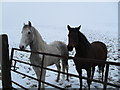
[31,26,47,52]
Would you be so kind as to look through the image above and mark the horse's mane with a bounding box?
[31,26,47,52]
[78,31,90,45]
[76,31,91,57]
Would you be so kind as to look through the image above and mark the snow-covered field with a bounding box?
[0,24,119,89]
[0,2,119,89]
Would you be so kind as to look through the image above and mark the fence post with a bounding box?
[1,34,12,89]
[0,35,2,80]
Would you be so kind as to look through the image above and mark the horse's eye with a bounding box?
[28,32,31,34]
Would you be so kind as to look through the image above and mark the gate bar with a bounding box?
[12,81,28,90]
[12,87,18,90]
[11,69,64,89]
[12,48,69,59]
[12,48,120,66]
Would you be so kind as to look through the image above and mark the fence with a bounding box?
[0,35,2,80]
[1,34,120,90]
[0,66,1,80]
[1,34,12,89]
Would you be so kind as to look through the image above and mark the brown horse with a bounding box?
[67,25,107,90]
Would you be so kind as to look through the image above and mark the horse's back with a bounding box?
[90,41,107,60]
[50,41,68,56]
[44,41,68,66]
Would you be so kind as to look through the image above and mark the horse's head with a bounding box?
[19,21,34,50]
[67,25,81,51]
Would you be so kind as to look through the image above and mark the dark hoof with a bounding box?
[65,84,71,88]
[55,79,59,82]
[66,79,69,82]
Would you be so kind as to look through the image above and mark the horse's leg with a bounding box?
[61,60,65,80]
[62,59,69,81]
[91,66,95,80]
[101,65,105,81]
[32,64,46,88]
[77,69,82,90]
[41,69,46,88]
[87,68,91,90]
[66,64,69,81]
[32,66,41,79]
[56,62,61,82]
[98,65,104,81]
[32,66,44,88]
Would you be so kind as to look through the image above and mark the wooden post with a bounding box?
[0,35,2,80]
[1,34,12,89]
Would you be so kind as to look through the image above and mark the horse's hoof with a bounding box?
[55,79,59,82]
[65,84,71,88]
[79,88,82,90]
[66,79,69,82]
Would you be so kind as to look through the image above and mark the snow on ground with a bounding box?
[0,25,119,89]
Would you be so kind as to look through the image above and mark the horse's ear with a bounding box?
[24,23,25,26]
[67,25,71,30]
[78,25,81,30]
[28,21,32,27]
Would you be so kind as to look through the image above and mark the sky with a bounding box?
[1,0,120,2]
[0,2,118,46]
[1,2,118,31]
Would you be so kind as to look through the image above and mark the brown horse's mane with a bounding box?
[75,31,91,57]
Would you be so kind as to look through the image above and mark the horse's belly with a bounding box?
[30,54,42,66]
[45,55,60,66]
[45,45,61,66]
[74,59,93,69]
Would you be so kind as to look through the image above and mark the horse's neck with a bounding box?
[75,33,91,57]
[30,29,46,52]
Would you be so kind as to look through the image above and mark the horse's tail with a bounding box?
[98,42,107,73]
[55,41,69,80]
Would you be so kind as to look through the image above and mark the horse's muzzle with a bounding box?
[67,45,73,51]
[19,45,25,50]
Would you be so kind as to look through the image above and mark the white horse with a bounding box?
[19,21,69,88]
